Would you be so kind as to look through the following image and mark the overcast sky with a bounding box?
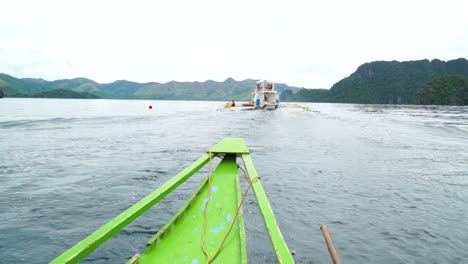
[1,0,467,88]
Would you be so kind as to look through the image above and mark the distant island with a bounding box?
[281,58,468,105]
[0,75,301,101]
[1,58,467,105]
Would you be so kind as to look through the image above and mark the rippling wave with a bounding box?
[0,99,467,264]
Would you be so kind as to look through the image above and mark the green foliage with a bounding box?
[136,78,269,101]
[280,89,332,102]
[280,58,468,104]
[73,83,100,93]
[30,89,100,99]
[48,78,98,90]
[0,73,49,96]
[98,80,148,98]
[0,79,8,87]
[331,60,438,103]
[279,90,294,101]
[329,58,468,104]
[415,75,468,105]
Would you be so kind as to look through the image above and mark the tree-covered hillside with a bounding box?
[330,58,468,104]
[281,58,468,105]
[280,89,331,102]
[29,89,100,99]
[415,75,468,105]
[0,74,301,100]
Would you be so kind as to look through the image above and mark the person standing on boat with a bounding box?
[231,100,236,107]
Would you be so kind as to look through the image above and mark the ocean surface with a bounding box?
[1,98,467,264]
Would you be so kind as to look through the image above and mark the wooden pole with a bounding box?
[320,225,343,264]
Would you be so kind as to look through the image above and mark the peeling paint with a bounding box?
[210,228,221,234]
[226,214,233,222]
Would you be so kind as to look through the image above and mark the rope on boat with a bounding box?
[291,103,311,111]
[287,103,320,112]
[201,152,259,264]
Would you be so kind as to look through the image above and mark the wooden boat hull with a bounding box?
[51,138,294,264]
[138,154,246,264]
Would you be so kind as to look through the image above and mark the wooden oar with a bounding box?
[320,225,343,264]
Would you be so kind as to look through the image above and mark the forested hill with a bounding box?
[0,75,301,100]
[331,58,468,104]
[415,75,468,105]
[281,58,468,105]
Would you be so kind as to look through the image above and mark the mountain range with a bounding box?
[1,58,467,105]
[0,75,301,101]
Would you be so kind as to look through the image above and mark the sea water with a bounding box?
[1,98,467,263]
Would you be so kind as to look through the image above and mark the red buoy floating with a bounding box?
[149,105,153,109]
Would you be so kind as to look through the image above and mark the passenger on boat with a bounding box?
[257,84,261,91]
[231,100,236,107]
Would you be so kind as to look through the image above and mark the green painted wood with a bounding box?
[50,153,215,264]
[235,167,247,263]
[51,138,295,264]
[209,138,249,154]
[138,154,246,264]
[125,254,140,264]
[241,154,295,264]
[145,176,210,247]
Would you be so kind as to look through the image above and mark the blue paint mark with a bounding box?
[184,256,188,261]
[191,259,199,264]
[192,215,197,218]
[216,202,220,207]
[227,214,233,222]
[211,186,219,193]
[210,228,220,234]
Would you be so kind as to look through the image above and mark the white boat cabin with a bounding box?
[253,80,280,110]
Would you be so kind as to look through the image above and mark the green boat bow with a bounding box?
[50,138,294,264]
